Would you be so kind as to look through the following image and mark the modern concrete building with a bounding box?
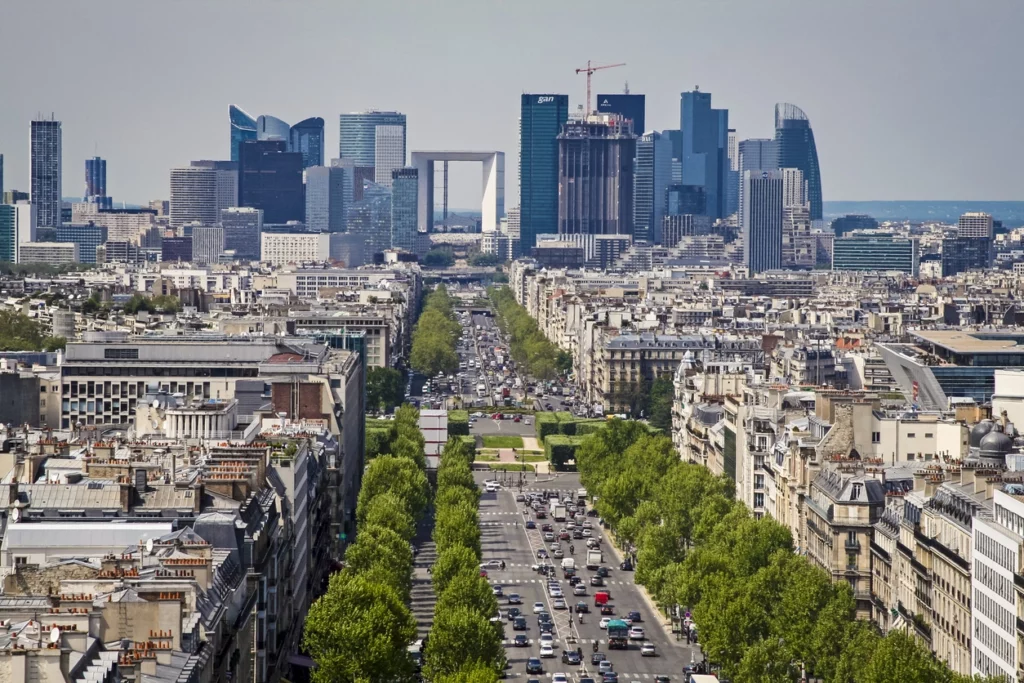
[260,231,330,266]
[17,241,79,266]
[958,211,994,238]
[831,214,878,237]
[190,160,238,214]
[169,166,218,229]
[832,234,919,274]
[410,151,504,234]
[741,169,784,274]
[55,223,107,264]
[374,125,406,188]
[192,225,225,264]
[30,117,62,228]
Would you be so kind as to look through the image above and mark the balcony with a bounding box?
[845,538,862,552]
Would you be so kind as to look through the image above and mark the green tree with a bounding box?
[435,571,499,618]
[361,492,416,542]
[433,664,501,683]
[857,630,953,683]
[432,545,482,594]
[468,252,500,267]
[356,456,429,522]
[0,310,51,351]
[390,434,428,471]
[342,525,414,599]
[734,638,797,683]
[422,248,455,268]
[303,573,417,683]
[367,367,404,412]
[648,376,674,431]
[423,606,504,680]
[434,502,482,557]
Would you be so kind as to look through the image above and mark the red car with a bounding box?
[536,511,547,519]
[514,415,522,423]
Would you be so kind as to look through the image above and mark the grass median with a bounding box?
[481,435,524,449]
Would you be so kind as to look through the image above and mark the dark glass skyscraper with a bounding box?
[597,94,645,135]
[679,90,729,220]
[633,131,671,244]
[229,105,257,163]
[519,94,569,252]
[390,168,419,254]
[557,115,636,238]
[742,170,784,274]
[290,117,325,169]
[238,140,304,224]
[774,103,823,221]
[831,214,878,237]
[31,117,62,228]
[84,156,107,201]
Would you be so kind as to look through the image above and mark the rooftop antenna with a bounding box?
[623,81,630,95]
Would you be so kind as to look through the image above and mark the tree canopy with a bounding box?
[0,310,65,352]
[367,366,405,412]
[410,285,460,377]
[488,286,567,381]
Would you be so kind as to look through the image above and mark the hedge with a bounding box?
[574,420,608,436]
[544,434,586,471]
[366,425,394,460]
[535,413,560,441]
[448,410,469,436]
[458,435,477,462]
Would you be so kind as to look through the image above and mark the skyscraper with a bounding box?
[220,207,263,261]
[737,139,778,222]
[190,160,238,217]
[596,93,645,137]
[0,202,36,263]
[374,125,406,188]
[557,113,636,238]
[633,131,672,244]
[679,90,729,220]
[192,225,225,264]
[0,154,4,198]
[30,117,62,228]
[519,94,569,252]
[774,103,823,221]
[831,214,878,237]
[84,156,107,204]
[726,128,739,218]
[665,185,707,216]
[305,166,348,233]
[257,115,290,142]
[390,168,418,254]
[238,140,304,224]
[348,181,392,255]
[958,212,994,238]
[290,117,325,169]
[229,105,257,163]
[339,111,407,167]
[742,170,784,274]
[169,167,218,229]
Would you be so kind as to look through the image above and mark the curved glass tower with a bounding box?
[774,103,822,220]
[290,117,325,169]
[257,115,291,142]
[229,105,257,163]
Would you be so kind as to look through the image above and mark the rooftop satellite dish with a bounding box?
[145,538,154,555]
[49,627,60,643]
[10,508,20,523]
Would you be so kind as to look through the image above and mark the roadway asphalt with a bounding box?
[475,471,704,681]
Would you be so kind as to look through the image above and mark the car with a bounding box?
[535,510,547,519]
[582,521,593,529]
[568,575,582,585]
[552,598,566,610]
[537,611,552,624]
[514,415,522,423]
[627,610,641,623]
[561,650,581,665]
[654,678,670,683]
[596,566,609,577]
[541,523,553,532]
[549,542,560,551]
[573,530,584,539]
[507,607,521,619]
[539,621,554,634]
[481,560,502,569]
[559,530,570,540]
[553,549,564,559]
[526,658,543,674]
[598,660,614,674]
[591,576,604,586]
[533,602,546,614]
[539,643,555,659]
[591,651,606,665]
[587,538,600,549]
[525,520,536,529]
[536,549,548,559]
[539,634,555,650]
[573,584,587,596]
[512,617,527,630]
[515,493,526,502]
[601,674,618,683]
[507,593,521,604]
[492,585,503,596]
[552,675,569,683]
[582,529,592,537]
[575,601,589,613]
[600,604,615,615]
[629,626,645,640]
[599,617,611,629]
[641,643,656,657]
[513,634,529,647]
[480,569,488,578]
[619,559,632,570]
[544,532,555,542]
[549,588,563,598]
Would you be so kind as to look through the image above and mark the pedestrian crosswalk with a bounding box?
[488,577,632,585]
[503,671,678,680]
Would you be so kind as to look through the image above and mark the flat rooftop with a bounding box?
[912,330,1024,355]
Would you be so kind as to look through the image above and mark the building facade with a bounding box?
[290,117,325,169]
[832,234,919,274]
[260,232,330,266]
[55,223,108,264]
[390,168,419,254]
[741,169,784,273]
[0,202,36,263]
[239,140,305,224]
[374,125,406,188]
[169,166,219,229]
[633,131,672,244]
[84,156,107,204]
[30,117,62,228]
[338,110,407,168]
[305,166,348,233]
[596,93,645,137]
[831,214,878,237]
[519,94,569,252]
[774,103,823,221]
[17,241,79,265]
[221,206,264,261]
[229,105,258,163]
[679,90,729,220]
[192,225,226,264]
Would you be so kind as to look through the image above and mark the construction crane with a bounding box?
[575,60,626,114]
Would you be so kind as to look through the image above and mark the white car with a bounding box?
[533,602,546,614]
[599,617,611,629]
[549,587,563,598]
[552,598,566,610]
[480,560,502,569]
[552,675,569,683]
[573,585,587,596]
[485,483,501,492]
[641,643,656,657]
[539,634,555,649]
[539,643,554,658]
[629,626,645,640]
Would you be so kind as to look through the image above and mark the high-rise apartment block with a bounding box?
[0,202,36,263]
[220,207,263,261]
[0,153,4,197]
[519,94,569,252]
[557,113,636,238]
[679,90,729,220]
[169,167,219,229]
[742,170,784,273]
[55,223,108,264]
[832,233,919,274]
[958,212,994,238]
[192,225,226,264]
[305,166,349,233]
[30,117,62,228]
[390,168,419,254]
[775,103,823,221]
[238,140,304,224]
[190,160,239,216]
[633,131,672,244]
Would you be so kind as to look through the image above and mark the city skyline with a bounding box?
[1,0,1022,209]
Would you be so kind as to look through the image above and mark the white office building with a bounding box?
[18,241,79,265]
[170,167,218,229]
[374,125,406,188]
[192,225,226,264]
[305,166,349,233]
[260,232,330,266]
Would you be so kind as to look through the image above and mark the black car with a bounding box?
[580,679,596,683]
[539,621,554,634]
[507,594,522,605]
[562,650,581,665]
[507,607,521,619]
[627,610,641,623]
[513,634,529,647]
[654,677,670,683]
[526,658,543,674]
[591,652,606,665]
[512,617,527,631]
[596,566,609,578]
[525,520,536,529]
[590,576,604,586]
[619,560,633,571]
[537,612,552,624]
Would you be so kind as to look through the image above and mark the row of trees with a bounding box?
[487,286,571,380]
[576,420,1000,683]
[0,310,65,352]
[367,366,405,413]
[425,437,504,682]
[304,405,430,682]
[411,285,460,377]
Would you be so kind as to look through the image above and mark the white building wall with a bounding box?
[374,125,406,188]
[971,491,1021,680]
[259,233,330,266]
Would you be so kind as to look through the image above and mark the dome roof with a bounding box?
[970,420,995,448]
[979,430,1013,460]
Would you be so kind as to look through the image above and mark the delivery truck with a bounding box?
[586,549,603,570]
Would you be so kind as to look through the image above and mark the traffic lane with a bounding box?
[470,417,535,437]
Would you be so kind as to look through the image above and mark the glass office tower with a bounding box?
[597,93,646,135]
[238,140,304,224]
[390,168,419,254]
[229,105,257,163]
[30,117,62,228]
[519,94,569,252]
[632,131,671,244]
[338,111,407,167]
[774,103,823,221]
[290,117,325,169]
[679,90,729,221]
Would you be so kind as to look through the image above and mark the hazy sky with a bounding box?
[1,0,1021,209]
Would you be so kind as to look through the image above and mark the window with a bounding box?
[925,433,933,438]
[14,556,27,566]
[872,432,880,443]
[104,348,139,360]
[907,433,916,439]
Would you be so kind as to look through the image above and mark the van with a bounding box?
[594,591,610,606]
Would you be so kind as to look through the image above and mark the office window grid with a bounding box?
[973,588,1014,637]
[974,559,1014,603]
[974,619,1014,671]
